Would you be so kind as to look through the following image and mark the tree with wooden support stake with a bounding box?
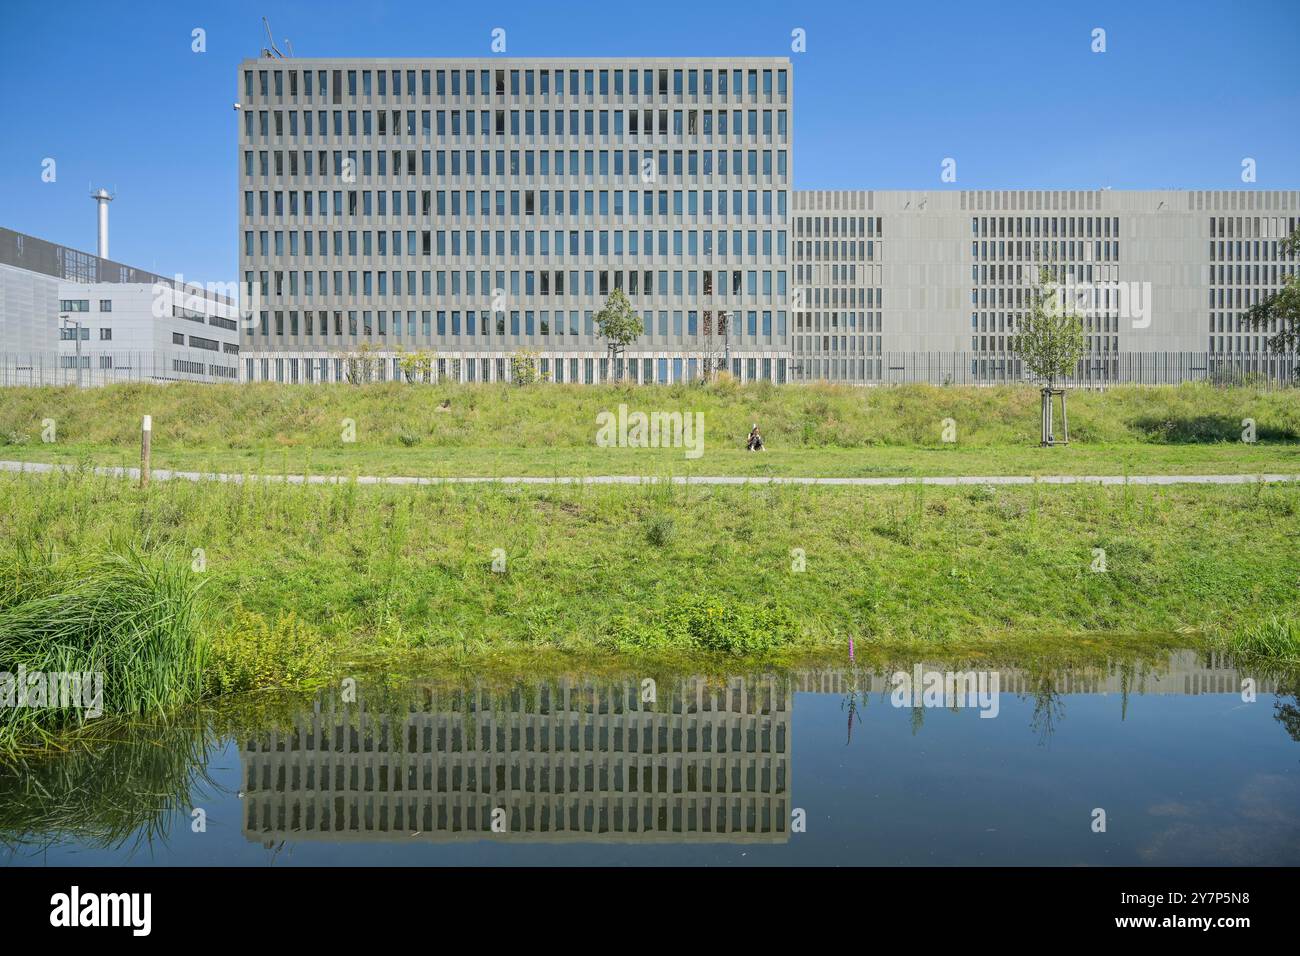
[1013,267,1086,446]
[594,288,642,382]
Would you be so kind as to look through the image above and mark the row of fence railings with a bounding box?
[0,350,239,387]
[851,352,1297,388]
[0,350,1294,388]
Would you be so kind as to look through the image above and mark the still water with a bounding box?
[3,650,1298,866]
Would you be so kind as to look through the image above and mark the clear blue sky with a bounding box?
[1,0,1296,285]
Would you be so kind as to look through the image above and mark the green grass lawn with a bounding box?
[3,470,1297,664]
[2,380,1298,477]
[5,440,1300,478]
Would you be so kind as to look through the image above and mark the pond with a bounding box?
[3,649,1298,866]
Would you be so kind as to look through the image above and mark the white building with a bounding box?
[57,282,241,383]
[0,227,241,386]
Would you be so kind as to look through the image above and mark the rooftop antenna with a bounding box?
[262,16,284,58]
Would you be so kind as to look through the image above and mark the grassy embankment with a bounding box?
[2,380,1299,751]
[2,464,1299,749]
[1,380,1299,477]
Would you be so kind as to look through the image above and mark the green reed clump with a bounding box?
[1224,616,1300,668]
[0,546,207,751]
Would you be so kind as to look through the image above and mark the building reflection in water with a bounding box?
[242,653,1276,846]
[243,677,792,844]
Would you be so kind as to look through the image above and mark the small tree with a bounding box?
[396,347,434,384]
[510,348,544,385]
[1246,226,1300,374]
[594,288,642,381]
[341,342,380,385]
[1014,267,1086,444]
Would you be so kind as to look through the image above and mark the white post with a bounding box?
[140,415,152,488]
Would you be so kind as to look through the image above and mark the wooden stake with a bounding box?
[141,414,152,489]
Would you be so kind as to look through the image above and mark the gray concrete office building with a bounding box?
[236,55,1297,387]
[237,57,793,384]
[791,189,1300,384]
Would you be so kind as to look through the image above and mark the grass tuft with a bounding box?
[0,546,207,752]
[1224,616,1300,667]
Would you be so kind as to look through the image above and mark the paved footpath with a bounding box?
[3,459,1298,487]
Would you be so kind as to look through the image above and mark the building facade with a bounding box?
[56,283,240,383]
[235,51,1298,387]
[242,676,791,844]
[237,57,794,384]
[0,227,240,386]
[792,189,1300,384]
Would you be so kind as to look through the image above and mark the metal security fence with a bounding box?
[1,349,1295,389]
[0,350,239,387]
[796,352,1299,389]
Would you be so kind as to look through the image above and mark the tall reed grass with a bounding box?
[0,545,207,752]
[1223,616,1300,668]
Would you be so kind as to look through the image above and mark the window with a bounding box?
[99,299,112,312]
[98,328,112,340]
[172,332,184,345]
[59,299,90,312]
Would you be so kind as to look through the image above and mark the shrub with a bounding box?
[705,371,739,395]
[510,348,544,385]
[610,595,798,655]
[645,514,675,547]
[207,610,331,695]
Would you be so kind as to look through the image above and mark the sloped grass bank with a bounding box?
[2,380,1297,454]
[2,471,1296,681]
